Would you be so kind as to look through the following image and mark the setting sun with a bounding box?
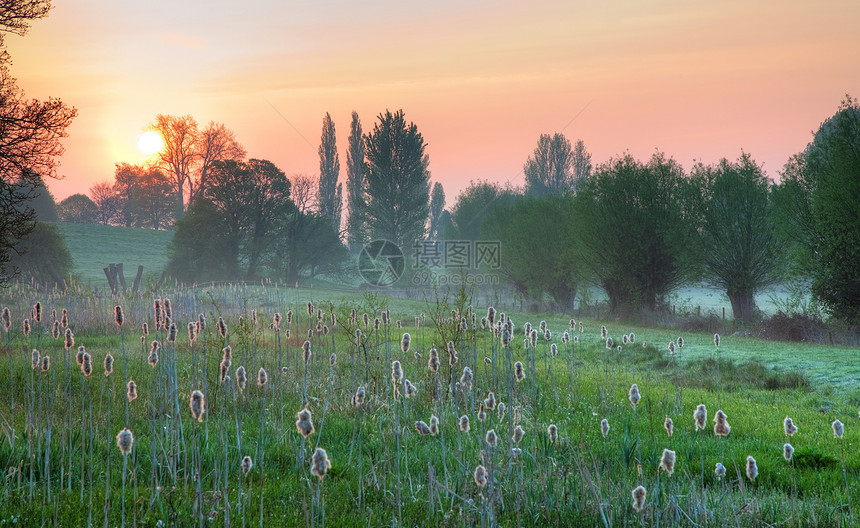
[137,131,163,155]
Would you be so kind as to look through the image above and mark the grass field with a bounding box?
[56,222,173,287]
[0,284,858,526]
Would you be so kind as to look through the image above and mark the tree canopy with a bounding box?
[359,109,430,251]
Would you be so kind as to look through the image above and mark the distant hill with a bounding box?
[56,222,173,287]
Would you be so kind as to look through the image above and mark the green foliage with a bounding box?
[113,163,175,229]
[268,209,349,283]
[692,153,783,321]
[57,193,98,223]
[204,158,293,279]
[21,172,59,221]
[360,109,430,249]
[524,132,574,196]
[482,194,582,308]
[5,221,72,285]
[428,181,445,239]
[775,96,860,321]
[576,152,699,315]
[449,180,519,241]
[346,111,366,252]
[166,198,231,283]
[317,112,342,231]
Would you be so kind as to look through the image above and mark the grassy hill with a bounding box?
[56,222,173,286]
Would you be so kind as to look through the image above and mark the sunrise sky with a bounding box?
[7,0,860,203]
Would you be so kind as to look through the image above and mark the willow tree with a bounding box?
[693,153,782,321]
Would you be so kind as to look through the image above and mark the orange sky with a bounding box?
[7,0,860,203]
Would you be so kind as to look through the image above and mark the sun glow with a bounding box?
[137,131,164,155]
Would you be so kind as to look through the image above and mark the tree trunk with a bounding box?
[728,289,757,321]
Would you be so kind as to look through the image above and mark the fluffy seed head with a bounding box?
[114,305,124,326]
[429,415,439,435]
[784,416,797,436]
[400,332,410,353]
[551,343,558,357]
[784,443,794,462]
[714,333,720,347]
[514,361,525,382]
[21,319,30,336]
[257,367,268,387]
[61,308,69,329]
[352,385,365,406]
[632,485,647,512]
[52,320,60,339]
[302,340,312,362]
[391,360,403,383]
[497,402,506,421]
[628,384,641,407]
[485,429,498,447]
[715,462,726,479]
[832,419,844,439]
[33,302,42,323]
[601,418,610,438]
[190,390,206,422]
[605,337,613,349]
[459,415,470,432]
[745,455,757,481]
[236,366,247,390]
[217,317,227,338]
[127,380,137,402]
[31,349,40,370]
[483,391,496,411]
[142,322,149,336]
[415,420,431,435]
[76,345,85,365]
[1,307,9,331]
[310,447,330,481]
[477,403,486,422]
[714,409,731,436]
[548,424,558,443]
[241,455,253,475]
[116,428,134,456]
[296,408,314,437]
[668,341,676,355]
[512,425,525,444]
[664,416,673,437]
[166,323,177,343]
[459,367,473,390]
[677,336,684,348]
[694,404,707,431]
[40,355,51,372]
[473,465,488,487]
[659,449,676,476]
[81,352,92,376]
[404,379,417,398]
[104,353,114,376]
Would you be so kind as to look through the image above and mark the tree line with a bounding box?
[451,97,860,322]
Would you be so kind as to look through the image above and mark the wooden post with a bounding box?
[132,266,144,294]
[103,264,118,295]
[117,263,127,293]
[722,307,725,320]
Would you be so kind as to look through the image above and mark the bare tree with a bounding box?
[0,0,77,284]
[197,121,246,199]
[90,181,120,225]
[147,114,244,218]
[290,174,317,214]
[149,114,198,218]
